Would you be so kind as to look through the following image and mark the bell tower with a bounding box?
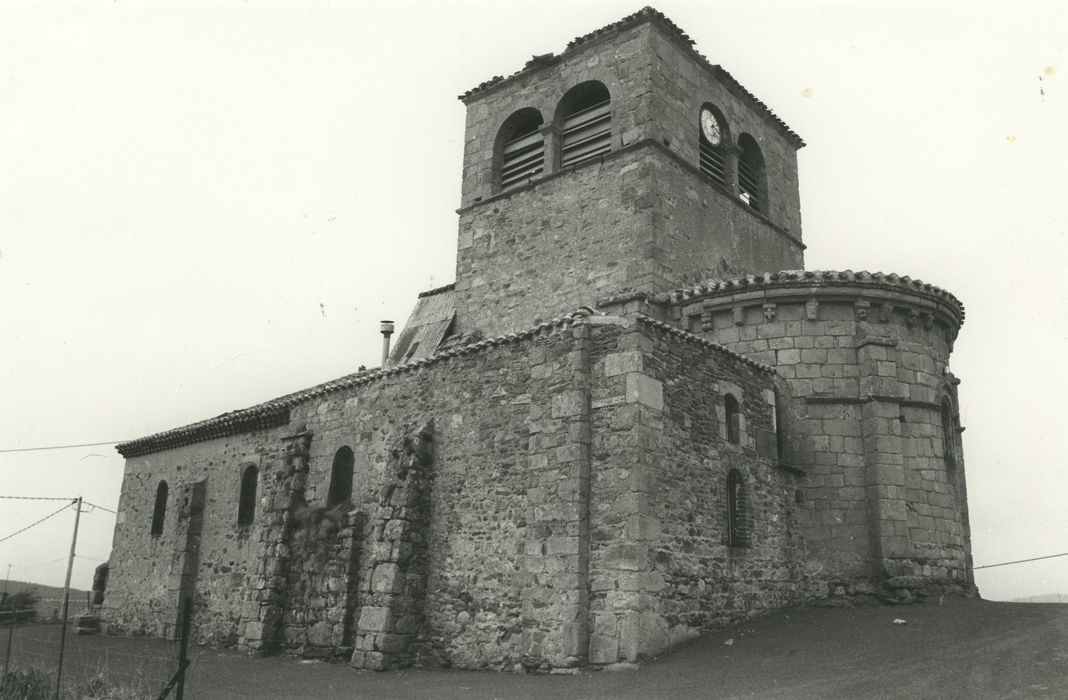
[448,8,806,338]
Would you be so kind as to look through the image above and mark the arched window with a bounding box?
[726,469,746,546]
[237,464,258,526]
[558,81,612,169]
[941,398,957,469]
[327,446,354,508]
[698,104,728,185]
[496,108,545,191]
[150,480,168,536]
[737,133,767,214]
[725,393,741,445]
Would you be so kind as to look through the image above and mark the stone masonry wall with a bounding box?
[673,287,971,591]
[109,318,604,669]
[585,316,813,664]
[453,18,804,340]
[291,321,593,670]
[460,20,803,236]
[642,25,803,238]
[453,150,656,339]
[459,22,658,207]
[454,143,802,340]
[693,300,873,578]
[109,311,828,669]
[106,431,281,643]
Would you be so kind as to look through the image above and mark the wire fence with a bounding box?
[1,600,194,699]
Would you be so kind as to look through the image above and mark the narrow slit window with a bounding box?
[727,469,746,546]
[559,81,611,169]
[725,393,741,445]
[237,465,258,526]
[772,390,784,460]
[151,480,168,536]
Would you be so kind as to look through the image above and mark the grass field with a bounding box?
[2,598,1065,699]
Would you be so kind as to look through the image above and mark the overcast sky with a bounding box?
[1,1,1065,602]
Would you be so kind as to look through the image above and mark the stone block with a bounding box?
[546,535,578,556]
[625,374,663,410]
[376,633,410,654]
[358,606,393,632]
[619,611,669,661]
[588,634,620,664]
[777,348,801,365]
[600,543,648,571]
[624,515,661,541]
[551,391,586,418]
[604,351,643,377]
[308,621,333,646]
[243,621,264,640]
[372,563,404,594]
[592,613,618,637]
[353,650,387,671]
[617,571,666,592]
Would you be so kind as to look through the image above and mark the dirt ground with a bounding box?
[3,598,1066,699]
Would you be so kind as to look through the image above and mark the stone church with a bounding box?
[104,7,974,671]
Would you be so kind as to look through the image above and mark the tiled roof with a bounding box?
[459,6,804,148]
[635,314,776,375]
[658,269,966,325]
[116,306,786,458]
[116,310,595,458]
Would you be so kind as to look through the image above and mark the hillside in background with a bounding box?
[1012,593,1068,604]
[1,580,92,621]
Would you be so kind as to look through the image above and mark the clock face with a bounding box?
[701,108,722,146]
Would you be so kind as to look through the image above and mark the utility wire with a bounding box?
[0,440,124,454]
[83,501,117,515]
[1,496,116,515]
[10,556,71,572]
[0,501,75,545]
[974,552,1068,570]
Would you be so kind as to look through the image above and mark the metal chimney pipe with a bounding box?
[379,320,395,366]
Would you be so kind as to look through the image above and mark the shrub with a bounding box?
[0,667,143,700]
[0,590,39,624]
[0,667,51,700]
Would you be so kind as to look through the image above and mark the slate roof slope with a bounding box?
[459,6,804,148]
[387,285,456,366]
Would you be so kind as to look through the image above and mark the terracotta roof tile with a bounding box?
[116,310,593,458]
[635,313,777,374]
[459,7,804,148]
[657,269,965,325]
